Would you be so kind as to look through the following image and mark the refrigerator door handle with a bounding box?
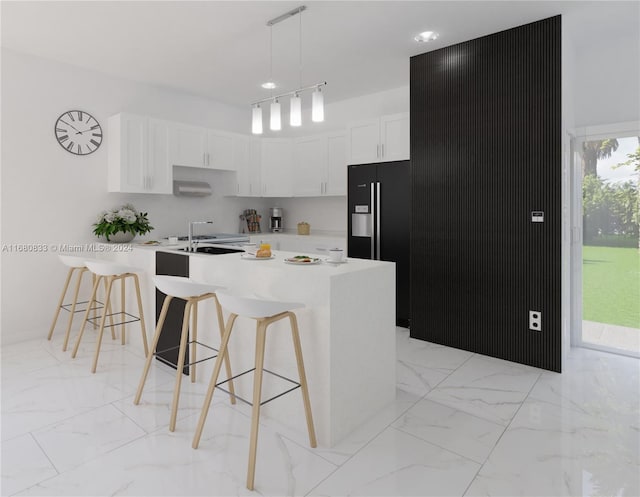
[370,182,376,259]
[376,182,381,260]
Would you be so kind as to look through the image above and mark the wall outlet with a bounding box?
[529,310,542,331]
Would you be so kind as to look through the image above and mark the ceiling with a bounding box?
[2,1,638,109]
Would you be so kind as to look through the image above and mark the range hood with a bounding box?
[173,180,212,197]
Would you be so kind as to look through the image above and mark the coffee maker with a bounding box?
[269,207,283,232]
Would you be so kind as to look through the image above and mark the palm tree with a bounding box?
[582,138,619,177]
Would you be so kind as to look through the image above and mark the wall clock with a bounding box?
[54,110,103,156]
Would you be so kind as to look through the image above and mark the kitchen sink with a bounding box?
[179,246,244,255]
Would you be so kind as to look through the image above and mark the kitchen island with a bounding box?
[98,243,396,447]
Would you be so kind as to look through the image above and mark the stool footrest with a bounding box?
[60,299,106,314]
[215,368,301,407]
[86,311,140,327]
[154,341,219,368]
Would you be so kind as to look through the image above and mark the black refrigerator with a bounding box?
[348,160,410,327]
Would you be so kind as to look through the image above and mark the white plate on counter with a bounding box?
[241,253,275,260]
[284,257,322,265]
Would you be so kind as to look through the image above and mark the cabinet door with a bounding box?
[249,138,262,196]
[147,119,172,194]
[380,113,409,161]
[108,113,147,193]
[348,118,380,165]
[170,123,207,168]
[293,136,325,197]
[261,139,293,197]
[234,135,251,196]
[208,130,235,170]
[325,132,347,196]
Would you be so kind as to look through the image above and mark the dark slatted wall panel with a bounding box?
[410,16,561,372]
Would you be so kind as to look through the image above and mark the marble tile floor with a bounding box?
[1,328,638,496]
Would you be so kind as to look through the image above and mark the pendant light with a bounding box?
[312,86,324,122]
[270,99,281,131]
[290,93,302,126]
[290,9,303,127]
[252,104,263,134]
[251,5,326,133]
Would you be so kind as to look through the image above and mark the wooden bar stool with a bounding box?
[192,293,317,491]
[47,255,115,351]
[134,276,237,432]
[71,261,149,373]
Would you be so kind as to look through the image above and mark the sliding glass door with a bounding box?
[572,126,639,357]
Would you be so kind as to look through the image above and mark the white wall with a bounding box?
[573,31,640,127]
[0,49,271,344]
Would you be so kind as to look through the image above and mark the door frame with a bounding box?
[569,120,640,355]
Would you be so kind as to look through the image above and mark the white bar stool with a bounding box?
[134,276,237,432]
[47,255,115,351]
[71,261,149,373]
[192,293,317,491]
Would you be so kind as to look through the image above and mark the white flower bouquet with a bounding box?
[93,203,153,241]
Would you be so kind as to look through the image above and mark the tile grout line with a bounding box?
[460,370,543,497]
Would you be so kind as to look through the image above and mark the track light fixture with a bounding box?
[251,5,326,134]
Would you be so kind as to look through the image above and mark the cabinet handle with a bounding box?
[376,144,380,158]
[207,153,210,166]
[381,144,385,158]
[237,183,240,194]
[203,153,206,166]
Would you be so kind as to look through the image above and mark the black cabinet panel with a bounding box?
[155,251,189,374]
[410,16,561,372]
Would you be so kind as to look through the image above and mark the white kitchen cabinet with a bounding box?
[235,136,261,196]
[347,112,409,164]
[292,132,347,197]
[207,130,235,170]
[170,123,208,168]
[107,113,172,194]
[293,136,326,196]
[261,138,293,197]
[325,132,347,195]
[169,124,236,170]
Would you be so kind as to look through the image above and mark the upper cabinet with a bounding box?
[169,124,236,170]
[107,113,172,194]
[235,136,262,196]
[293,131,347,197]
[261,139,293,197]
[347,112,409,165]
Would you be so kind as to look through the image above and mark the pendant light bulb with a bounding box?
[252,104,263,135]
[270,99,281,131]
[312,86,324,122]
[290,93,302,127]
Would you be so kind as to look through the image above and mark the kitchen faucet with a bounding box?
[188,220,213,252]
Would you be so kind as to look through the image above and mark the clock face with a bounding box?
[54,110,102,155]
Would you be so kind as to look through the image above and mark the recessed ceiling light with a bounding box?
[414,31,439,42]
[261,81,277,89]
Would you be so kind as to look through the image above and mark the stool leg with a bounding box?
[215,297,236,405]
[169,300,192,432]
[72,275,102,358]
[104,277,116,341]
[132,274,149,357]
[121,277,126,345]
[48,267,75,341]
[92,274,97,330]
[191,301,198,384]
[289,312,317,448]
[61,268,87,352]
[92,276,114,374]
[192,313,237,449]
[134,295,173,405]
[247,320,268,491]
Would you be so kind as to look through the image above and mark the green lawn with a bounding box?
[583,245,640,329]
